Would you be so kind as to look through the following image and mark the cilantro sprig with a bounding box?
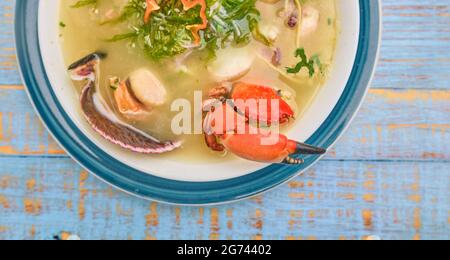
[286,48,316,77]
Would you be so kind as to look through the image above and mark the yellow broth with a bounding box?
[59,0,338,162]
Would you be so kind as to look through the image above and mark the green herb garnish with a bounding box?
[109,76,121,91]
[205,0,268,48]
[286,48,316,77]
[106,0,202,60]
[102,0,266,60]
[311,54,325,74]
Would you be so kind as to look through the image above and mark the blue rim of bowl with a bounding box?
[15,0,381,205]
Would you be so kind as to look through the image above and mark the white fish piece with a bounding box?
[300,6,320,37]
[208,47,255,82]
[128,68,167,108]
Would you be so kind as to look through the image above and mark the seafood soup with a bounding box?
[60,0,338,165]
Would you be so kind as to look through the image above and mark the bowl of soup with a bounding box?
[15,0,381,204]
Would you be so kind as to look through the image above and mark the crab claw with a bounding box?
[68,53,181,154]
[221,129,326,165]
[203,90,326,164]
[231,82,294,124]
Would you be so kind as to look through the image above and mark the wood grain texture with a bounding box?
[375,1,450,89]
[0,158,448,240]
[0,0,448,240]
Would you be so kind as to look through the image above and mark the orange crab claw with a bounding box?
[203,101,325,165]
[231,82,294,125]
[221,130,326,165]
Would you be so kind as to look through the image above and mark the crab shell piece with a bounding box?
[68,53,181,154]
[203,102,246,136]
[231,82,295,124]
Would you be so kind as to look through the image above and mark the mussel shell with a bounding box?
[80,81,181,154]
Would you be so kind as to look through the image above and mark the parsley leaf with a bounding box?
[286,48,315,77]
[105,0,265,60]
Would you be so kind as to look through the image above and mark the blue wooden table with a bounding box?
[0,0,449,240]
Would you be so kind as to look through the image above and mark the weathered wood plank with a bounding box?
[0,0,18,85]
[330,88,450,161]
[0,0,448,241]
[0,157,448,240]
[374,2,450,89]
[0,86,448,161]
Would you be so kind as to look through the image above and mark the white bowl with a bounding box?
[38,1,361,182]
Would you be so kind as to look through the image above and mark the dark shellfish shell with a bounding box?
[80,81,181,154]
[69,53,181,154]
